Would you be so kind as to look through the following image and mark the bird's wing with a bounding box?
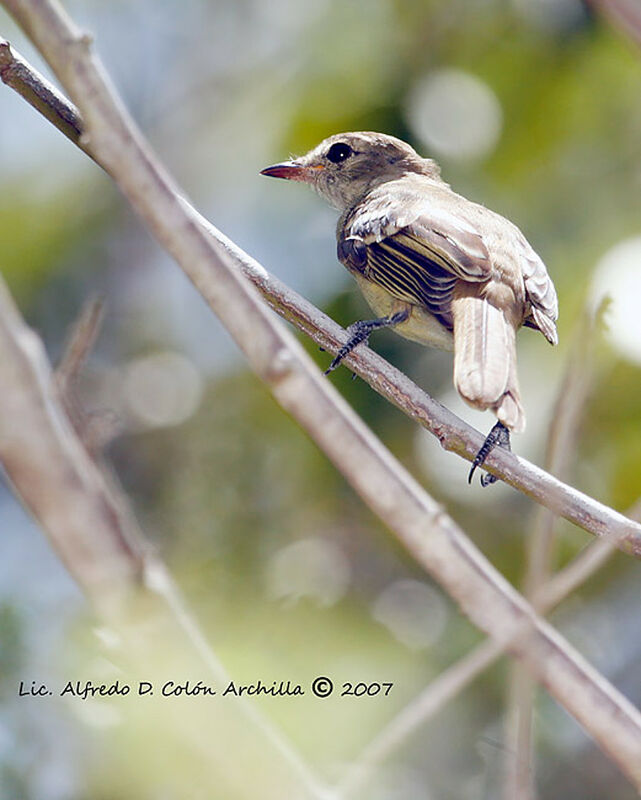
[518,237,559,345]
[338,192,492,329]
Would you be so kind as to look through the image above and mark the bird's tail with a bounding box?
[451,282,525,433]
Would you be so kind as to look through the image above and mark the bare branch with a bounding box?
[0,278,333,800]
[503,309,599,799]
[2,1,641,788]
[0,35,83,144]
[590,0,641,48]
[336,640,498,798]
[0,279,143,604]
[336,504,637,798]
[1,35,640,556]
[51,295,113,457]
[342,333,635,800]
[55,294,104,393]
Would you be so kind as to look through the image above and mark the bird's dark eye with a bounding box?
[326,142,353,163]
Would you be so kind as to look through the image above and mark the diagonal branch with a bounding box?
[336,507,635,799]
[590,0,641,48]
[2,1,641,789]
[503,309,601,800]
[54,294,105,446]
[55,294,104,393]
[338,316,628,798]
[0,279,332,800]
[1,35,641,557]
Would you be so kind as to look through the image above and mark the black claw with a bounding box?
[324,322,370,373]
[324,310,409,375]
[468,421,511,486]
[324,351,348,375]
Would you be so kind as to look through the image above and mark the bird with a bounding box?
[260,132,558,485]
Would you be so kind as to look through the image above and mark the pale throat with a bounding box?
[314,172,404,212]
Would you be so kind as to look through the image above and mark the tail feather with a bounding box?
[452,283,525,433]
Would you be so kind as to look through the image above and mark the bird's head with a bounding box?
[261,132,442,210]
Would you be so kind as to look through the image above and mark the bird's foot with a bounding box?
[468,421,511,487]
[324,310,408,375]
[324,320,373,374]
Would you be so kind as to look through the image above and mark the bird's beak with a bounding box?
[260,161,322,182]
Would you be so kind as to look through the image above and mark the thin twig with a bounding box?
[0,273,334,800]
[2,2,641,788]
[1,35,641,556]
[0,34,83,141]
[339,316,625,798]
[55,294,104,393]
[589,0,641,48]
[503,309,599,800]
[341,299,628,800]
[336,505,637,798]
[53,295,112,453]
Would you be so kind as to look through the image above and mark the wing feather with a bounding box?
[339,194,491,330]
[517,237,559,345]
[338,178,557,344]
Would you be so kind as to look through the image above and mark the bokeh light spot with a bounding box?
[372,579,448,650]
[264,538,351,607]
[404,68,503,162]
[122,351,204,429]
[590,236,641,365]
